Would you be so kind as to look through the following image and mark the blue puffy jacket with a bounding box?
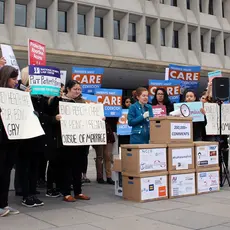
[127,102,154,144]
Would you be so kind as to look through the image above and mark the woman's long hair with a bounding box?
[152,88,171,106]
[0,66,18,87]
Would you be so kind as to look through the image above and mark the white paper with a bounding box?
[59,102,107,146]
[141,175,167,200]
[139,148,167,172]
[0,88,44,139]
[170,123,191,139]
[196,145,218,166]
[172,148,192,170]
[197,171,220,193]
[113,171,123,197]
[60,70,67,85]
[171,173,195,197]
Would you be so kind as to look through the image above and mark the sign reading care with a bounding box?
[0,88,45,139]
[117,109,132,135]
[59,102,107,146]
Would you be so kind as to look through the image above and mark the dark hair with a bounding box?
[182,89,198,102]
[152,88,171,106]
[64,80,81,94]
[122,96,131,109]
[135,87,148,97]
[0,66,18,87]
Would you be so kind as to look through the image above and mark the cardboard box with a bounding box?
[168,143,195,171]
[194,142,219,169]
[121,144,167,176]
[196,167,220,195]
[113,171,123,197]
[169,169,196,198]
[113,159,122,172]
[150,117,193,144]
[123,172,168,202]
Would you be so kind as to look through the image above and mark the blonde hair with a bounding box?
[21,66,29,86]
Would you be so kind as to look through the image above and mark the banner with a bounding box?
[208,70,222,82]
[117,109,131,135]
[148,79,180,103]
[59,102,106,146]
[168,64,201,91]
[60,70,67,85]
[28,39,46,66]
[1,44,21,79]
[72,67,104,94]
[95,88,122,117]
[152,105,167,117]
[82,93,97,104]
[174,102,204,122]
[0,88,44,140]
[29,66,61,96]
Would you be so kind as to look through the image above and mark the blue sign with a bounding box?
[117,109,132,135]
[82,93,97,103]
[95,88,122,117]
[29,65,61,96]
[174,102,204,122]
[72,67,104,94]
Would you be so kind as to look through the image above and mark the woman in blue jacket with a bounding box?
[128,87,154,144]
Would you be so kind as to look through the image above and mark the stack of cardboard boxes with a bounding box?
[114,116,220,202]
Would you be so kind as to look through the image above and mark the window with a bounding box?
[210,37,215,54]
[187,0,190,9]
[94,16,103,37]
[161,28,165,46]
[171,0,177,6]
[128,23,136,42]
[15,4,27,27]
[58,11,67,32]
[36,7,47,30]
[78,14,86,35]
[160,0,164,3]
[224,40,227,56]
[0,0,4,24]
[201,35,204,52]
[222,2,225,18]
[209,0,213,15]
[188,33,192,50]
[199,0,202,12]
[114,20,120,40]
[172,30,179,48]
[146,25,151,44]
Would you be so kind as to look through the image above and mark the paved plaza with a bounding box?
[2,151,230,230]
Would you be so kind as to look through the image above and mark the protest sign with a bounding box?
[1,44,21,79]
[208,70,222,82]
[174,102,204,122]
[0,88,44,140]
[95,88,122,117]
[148,79,181,103]
[168,64,201,92]
[29,65,61,96]
[82,93,97,104]
[60,70,67,85]
[152,105,167,117]
[28,39,46,66]
[117,109,132,135]
[72,67,104,94]
[59,102,107,146]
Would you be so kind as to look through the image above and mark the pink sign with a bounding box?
[28,39,46,66]
[152,105,167,117]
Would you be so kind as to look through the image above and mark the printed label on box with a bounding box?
[197,171,219,193]
[141,175,167,200]
[170,123,191,139]
[171,173,195,197]
[172,148,192,170]
[139,148,167,172]
[196,145,218,166]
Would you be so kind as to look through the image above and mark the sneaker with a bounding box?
[63,195,76,202]
[22,196,36,208]
[46,189,62,198]
[107,178,115,185]
[0,208,10,217]
[32,196,44,207]
[75,194,90,200]
[97,178,105,184]
[4,206,20,215]
[82,178,91,183]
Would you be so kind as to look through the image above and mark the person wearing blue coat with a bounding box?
[128,87,154,144]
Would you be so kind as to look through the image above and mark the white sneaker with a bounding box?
[4,206,20,215]
[0,208,10,217]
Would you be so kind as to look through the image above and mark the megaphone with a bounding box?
[169,109,182,117]
[169,104,191,117]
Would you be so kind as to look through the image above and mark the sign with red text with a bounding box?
[152,105,167,117]
[72,67,104,94]
[168,64,201,91]
[28,39,46,66]
[95,88,122,117]
[148,79,180,103]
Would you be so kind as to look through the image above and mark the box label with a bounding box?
[197,171,219,193]
[172,148,192,170]
[171,173,195,197]
[141,175,168,200]
[139,148,167,172]
[196,145,218,166]
[170,123,191,139]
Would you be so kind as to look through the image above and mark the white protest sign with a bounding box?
[60,70,67,85]
[59,102,107,146]
[1,44,21,79]
[0,88,45,139]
